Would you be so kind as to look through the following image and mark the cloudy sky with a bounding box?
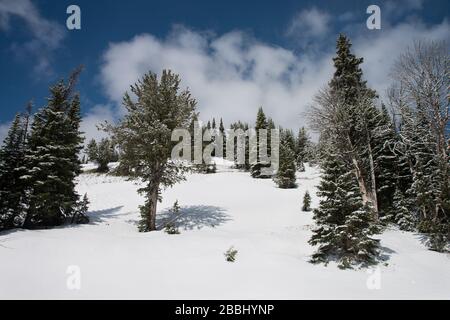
[0,0,449,143]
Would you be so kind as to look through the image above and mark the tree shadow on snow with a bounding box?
[87,206,124,224]
[156,205,230,230]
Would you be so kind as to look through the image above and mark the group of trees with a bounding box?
[0,69,88,231]
[226,107,312,188]
[308,34,449,268]
[2,35,445,275]
[85,138,119,172]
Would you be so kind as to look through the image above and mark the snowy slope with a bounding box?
[0,163,449,299]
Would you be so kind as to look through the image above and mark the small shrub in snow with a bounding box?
[302,191,311,211]
[224,246,238,262]
[164,223,180,235]
[171,200,180,214]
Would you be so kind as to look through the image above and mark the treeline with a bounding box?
[197,107,313,188]
[0,69,88,231]
[85,138,120,172]
[308,35,449,268]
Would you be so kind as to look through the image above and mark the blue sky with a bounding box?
[0,0,449,142]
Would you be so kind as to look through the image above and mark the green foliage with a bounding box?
[274,131,297,189]
[105,70,197,232]
[302,191,311,211]
[0,111,30,230]
[309,152,380,268]
[224,246,238,262]
[23,69,84,228]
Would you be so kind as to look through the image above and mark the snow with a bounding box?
[0,162,449,299]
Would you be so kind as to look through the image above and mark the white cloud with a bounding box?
[0,0,65,74]
[80,105,115,143]
[100,26,334,131]
[98,17,449,135]
[286,8,331,47]
[354,19,449,102]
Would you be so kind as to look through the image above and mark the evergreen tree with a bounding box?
[392,189,416,231]
[230,121,250,171]
[86,139,98,162]
[309,152,380,268]
[212,118,216,129]
[302,191,311,212]
[274,131,297,189]
[296,127,310,171]
[104,70,196,232]
[96,138,115,172]
[327,34,380,218]
[72,193,90,224]
[373,104,398,218]
[23,69,84,228]
[251,107,271,178]
[0,111,29,230]
[219,118,226,158]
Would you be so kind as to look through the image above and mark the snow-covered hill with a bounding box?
[0,163,448,299]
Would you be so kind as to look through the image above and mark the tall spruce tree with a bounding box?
[86,139,98,162]
[104,70,196,232]
[219,118,226,158]
[309,151,380,268]
[23,69,84,227]
[328,34,380,218]
[274,130,297,188]
[0,111,29,230]
[251,107,271,178]
[296,127,310,171]
[372,104,398,219]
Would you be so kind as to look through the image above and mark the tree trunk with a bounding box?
[147,184,159,231]
[366,131,379,220]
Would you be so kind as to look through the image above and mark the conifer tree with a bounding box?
[302,191,311,212]
[219,118,226,158]
[251,107,271,178]
[0,112,29,230]
[372,104,398,218]
[309,151,380,268]
[274,131,297,189]
[296,127,310,171]
[23,69,84,228]
[104,70,196,232]
[392,189,416,231]
[86,139,98,162]
[96,138,115,172]
[310,34,381,218]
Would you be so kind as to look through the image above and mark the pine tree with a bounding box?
[302,191,311,211]
[251,107,271,178]
[23,69,84,228]
[96,138,115,172]
[274,131,297,189]
[72,193,89,224]
[309,152,380,268]
[327,34,380,218]
[0,112,29,230]
[296,127,310,171]
[373,104,398,218]
[104,70,196,232]
[392,189,416,231]
[86,139,98,162]
[219,118,226,158]
[230,121,250,171]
